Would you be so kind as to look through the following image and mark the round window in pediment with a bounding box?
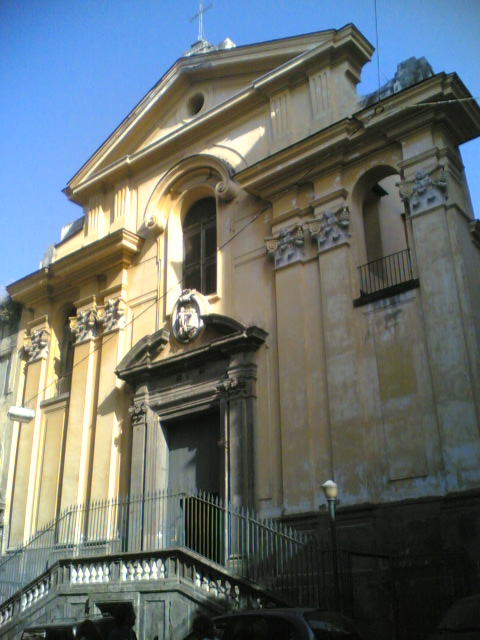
[186,92,205,117]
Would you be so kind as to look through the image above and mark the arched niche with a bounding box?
[49,304,76,398]
[352,165,407,269]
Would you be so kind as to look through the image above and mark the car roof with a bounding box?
[214,608,325,620]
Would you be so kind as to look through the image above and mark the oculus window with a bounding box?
[183,197,217,295]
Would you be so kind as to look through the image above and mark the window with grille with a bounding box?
[183,197,217,295]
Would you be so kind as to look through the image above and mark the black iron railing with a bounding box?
[358,249,416,298]
[0,490,349,611]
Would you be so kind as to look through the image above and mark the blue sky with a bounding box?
[1,0,479,291]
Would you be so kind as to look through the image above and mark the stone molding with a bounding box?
[265,225,304,268]
[306,205,350,252]
[99,298,126,333]
[398,167,447,215]
[25,328,50,361]
[70,308,99,343]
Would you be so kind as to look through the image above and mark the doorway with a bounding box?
[164,408,221,495]
[163,408,223,561]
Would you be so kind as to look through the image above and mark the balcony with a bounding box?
[354,249,419,306]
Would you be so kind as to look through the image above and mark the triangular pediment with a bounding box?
[65,27,372,204]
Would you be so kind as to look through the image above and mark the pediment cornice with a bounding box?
[8,229,143,307]
[64,25,373,204]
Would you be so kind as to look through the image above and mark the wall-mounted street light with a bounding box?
[7,406,35,423]
[321,479,340,611]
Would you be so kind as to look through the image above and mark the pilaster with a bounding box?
[398,159,480,491]
[265,224,323,512]
[306,201,368,503]
[217,364,257,509]
[9,318,51,545]
[60,298,100,510]
[89,293,128,503]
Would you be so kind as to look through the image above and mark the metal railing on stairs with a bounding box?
[0,490,347,610]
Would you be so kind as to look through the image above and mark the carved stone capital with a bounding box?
[216,374,249,399]
[306,205,350,252]
[98,298,126,333]
[265,225,304,268]
[25,328,50,361]
[70,309,99,343]
[397,167,447,215]
[128,402,147,428]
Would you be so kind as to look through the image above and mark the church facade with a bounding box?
[3,25,480,638]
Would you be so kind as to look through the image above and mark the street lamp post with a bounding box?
[321,480,340,611]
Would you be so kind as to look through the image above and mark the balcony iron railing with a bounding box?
[0,490,351,612]
[356,249,418,303]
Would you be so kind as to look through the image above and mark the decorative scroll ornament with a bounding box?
[171,289,206,343]
[25,329,50,361]
[146,213,166,234]
[128,402,147,427]
[398,167,447,214]
[306,205,350,252]
[215,178,238,202]
[264,225,304,268]
[99,298,125,332]
[70,309,99,343]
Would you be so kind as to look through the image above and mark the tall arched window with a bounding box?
[183,197,217,295]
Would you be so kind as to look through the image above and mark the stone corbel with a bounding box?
[397,167,447,215]
[306,205,350,252]
[24,328,50,361]
[70,308,99,343]
[265,225,304,268]
[98,298,126,333]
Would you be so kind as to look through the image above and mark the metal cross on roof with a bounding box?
[190,1,213,43]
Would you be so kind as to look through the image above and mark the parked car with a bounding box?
[211,608,364,639]
[428,594,480,639]
[21,614,116,640]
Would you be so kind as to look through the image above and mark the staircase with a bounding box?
[0,491,338,639]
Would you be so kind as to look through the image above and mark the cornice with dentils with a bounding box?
[64,25,373,204]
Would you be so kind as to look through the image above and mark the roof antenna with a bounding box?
[190,1,213,42]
